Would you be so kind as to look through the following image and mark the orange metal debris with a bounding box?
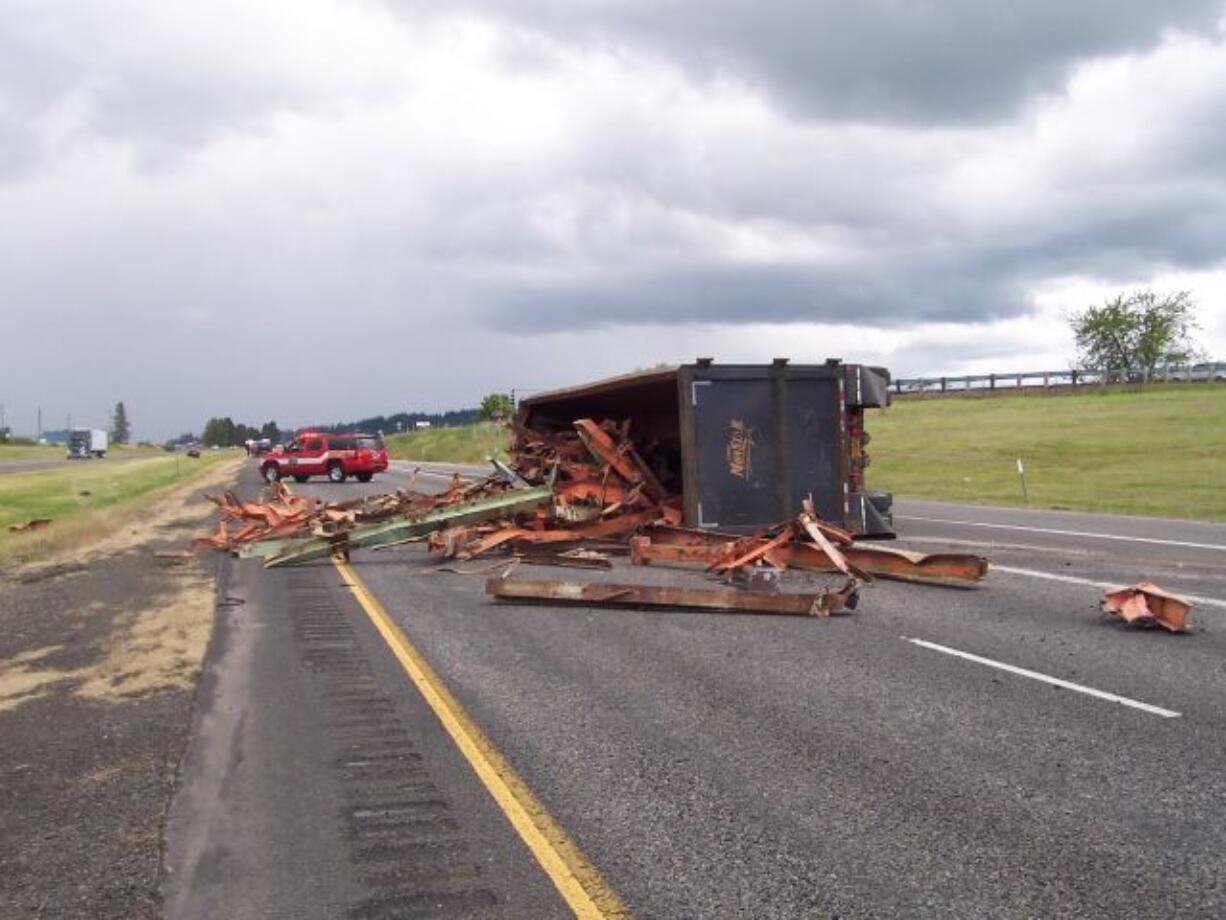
[798,499,872,582]
[194,411,988,623]
[454,509,662,560]
[487,575,860,617]
[631,525,988,585]
[1102,582,1191,633]
[710,524,798,576]
[194,474,508,553]
[573,419,666,501]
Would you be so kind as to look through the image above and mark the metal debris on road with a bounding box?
[259,486,554,567]
[193,407,988,624]
[192,475,517,557]
[486,576,859,617]
[190,362,987,620]
[736,566,783,594]
[1102,582,1192,633]
[629,524,988,586]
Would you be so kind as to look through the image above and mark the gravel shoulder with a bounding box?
[0,461,240,919]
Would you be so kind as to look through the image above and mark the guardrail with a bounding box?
[892,362,1226,395]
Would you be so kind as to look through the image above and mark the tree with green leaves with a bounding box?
[1070,290,1201,383]
[111,401,131,444]
[201,416,236,447]
[260,420,281,443]
[478,392,514,421]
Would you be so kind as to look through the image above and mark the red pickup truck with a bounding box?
[260,432,388,483]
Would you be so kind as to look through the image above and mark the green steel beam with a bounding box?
[238,535,310,559]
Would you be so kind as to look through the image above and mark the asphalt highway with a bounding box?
[166,461,1226,919]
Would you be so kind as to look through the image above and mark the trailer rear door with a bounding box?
[681,366,844,530]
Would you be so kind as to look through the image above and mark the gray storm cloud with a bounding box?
[400,0,1224,122]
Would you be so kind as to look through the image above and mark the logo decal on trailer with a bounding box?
[726,418,755,480]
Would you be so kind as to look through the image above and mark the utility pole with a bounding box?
[37,407,42,439]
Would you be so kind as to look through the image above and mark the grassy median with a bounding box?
[869,384,1226,520]
[0,443,161,462]
[0,444,63,461]
[384,422,508,463]
[0,452,236,563]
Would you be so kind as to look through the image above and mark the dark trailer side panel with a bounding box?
[679,365,844,530]
[517,360,893,537]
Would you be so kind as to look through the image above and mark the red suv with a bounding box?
[260,432,388,484]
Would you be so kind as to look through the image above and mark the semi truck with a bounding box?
[67,428,108,459]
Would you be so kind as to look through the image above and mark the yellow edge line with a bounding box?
[332,556,630,919]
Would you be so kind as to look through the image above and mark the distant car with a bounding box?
[186,446,201,458]
[259,431,388,484]
[243,438,274,456]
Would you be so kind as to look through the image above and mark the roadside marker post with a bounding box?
[1016,458,1029,505]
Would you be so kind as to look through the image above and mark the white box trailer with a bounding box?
[67,428,108,459]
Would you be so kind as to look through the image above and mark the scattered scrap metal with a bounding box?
[486,577,858,617]
[1102,582,1192,633]
[193,475,544,565]
[194,416,989,619]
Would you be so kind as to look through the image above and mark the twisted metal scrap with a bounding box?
[1102,582,1191,633]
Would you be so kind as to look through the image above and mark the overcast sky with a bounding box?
[3,1,1226,440]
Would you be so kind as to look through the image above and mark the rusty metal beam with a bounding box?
[710,525,796,574]
[486,576,856,616]
[630,532,988,585]
[573,418,666,501]
[774,542,988,585]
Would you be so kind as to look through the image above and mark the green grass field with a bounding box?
[0,443,65,461]
[869,384,1226,520]
[0,443,161,461]
[0,452,233,561]
[385,422,508,463]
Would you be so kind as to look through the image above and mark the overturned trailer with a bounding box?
[515,359,895,537]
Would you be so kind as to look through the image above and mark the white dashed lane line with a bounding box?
[990,564,1226,610]
[902,636,1182,718]
[896,514,1226,553]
